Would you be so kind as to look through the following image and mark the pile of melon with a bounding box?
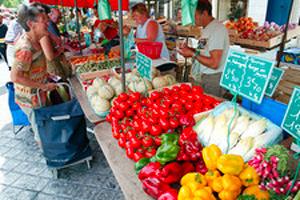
[86,68,177,116]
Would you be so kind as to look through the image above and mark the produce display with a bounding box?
[76,59,121,74]
[194,102,282,160]
[225,17,258,33]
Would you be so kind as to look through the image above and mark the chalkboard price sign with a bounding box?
[265,67,285,97]
[220,49,274,104]
[136,52,152,81]
[281,87,300,140]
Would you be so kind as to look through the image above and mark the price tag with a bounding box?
[220,49,274,104]
[281,87,300,141]
[265,67,285,97]
[136,52,152,81]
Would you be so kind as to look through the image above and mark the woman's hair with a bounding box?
[17,3,47,32]
[131,3,149,17]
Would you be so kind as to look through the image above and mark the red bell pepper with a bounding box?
[181,162,195,175]
[157,189,178,200]
[142,177,172,199]
[159,162,182,184]
[138,162,161,181]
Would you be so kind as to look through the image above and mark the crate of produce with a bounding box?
[234,33,283,49]
[273,64,300,104]
[194,101,283,161]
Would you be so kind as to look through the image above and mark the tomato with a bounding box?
[180,84,191,92]
[125,108,134,117]
[185,101,193,110]
[193,93,203,101]
[126,147,134,159]
[169,118,179,129]
[150,124,162,136]
[118,137,126,148]
[148,117,157,124]
[112,130,120,139]
[159,118,169,131]
[154,136,162,146]
[141,98,149,106]
[150,91,161,101]
[159,108,168,118]
[130,137,141,149]
[163,88,172,96]
[119,102,129,111]
[127,130,136,139]
[172,86,180,93]
[192,85,203,94]
[106,113,112,122]
[145,148,156,158]
[173,94,180,101]
[152,109,160,118]
[180,98,187,105]
[179,90,188,98]
[141,121,150,132]
[137,130,145,138]
[133,151,144,162]
[130,92,141,102]
[133,120,142,131]
[118,92,129,102]
[152,102,160,110]
[186,94,194,101]
[114,110,124,119]
[142,136,154,147]
[132,102,141,111]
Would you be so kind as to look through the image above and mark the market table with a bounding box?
[94,122,152,200]
[70,76,106,125]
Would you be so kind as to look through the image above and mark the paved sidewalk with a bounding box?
[0,61,125,200]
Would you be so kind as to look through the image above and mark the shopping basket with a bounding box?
[6,82,30,134]
[136,42,163,59]
[33,83,92,178]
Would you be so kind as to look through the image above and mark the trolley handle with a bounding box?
[36,82,74,107]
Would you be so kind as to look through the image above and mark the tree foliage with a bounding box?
[0,0,23,8]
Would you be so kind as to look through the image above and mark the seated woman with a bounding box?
[125,3,170,60]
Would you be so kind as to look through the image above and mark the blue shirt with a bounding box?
[48,21,60,37]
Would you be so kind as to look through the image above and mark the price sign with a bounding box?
[136,52,152,81]
[265,67,285,97]
[220,49,274,104]
[281,87,300,141]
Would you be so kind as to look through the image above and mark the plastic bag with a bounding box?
[98,0,112,20]
[181,0,198,26]
[124,29,135,59]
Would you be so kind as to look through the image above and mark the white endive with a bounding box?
[194,115,215,146]
[231,115,250,136]
[228,136,255,158]
[241,118,267,139]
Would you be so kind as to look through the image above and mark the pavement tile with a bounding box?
[42,180,82,198]
[0,171,22,186]
[34,193,71,200]
[72,185,101,200]
[0,158,21,171]
[113,191,125,200]
[0,146,10,156]
[12,174,49,191]
[3,148,23,159]
[82,173,119,190]
[17,190,38,200]
[93,188,120,200]
[0,187,23,200]
[38,168,55,179]
[0,138,11,147]
[12,161,33,174]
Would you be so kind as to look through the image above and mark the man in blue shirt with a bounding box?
[0,14,8,64]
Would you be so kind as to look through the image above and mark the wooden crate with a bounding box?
[286,26,300,40]
[273,64,300,104]
[234,33,284,49]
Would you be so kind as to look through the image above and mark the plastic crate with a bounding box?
[241,97,287,127]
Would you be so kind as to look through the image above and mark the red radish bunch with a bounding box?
[248,147,300,195]
[106,84,220,162]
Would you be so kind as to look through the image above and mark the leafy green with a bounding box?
[237,195,256,200]
[268,190,291,200]
[265,145,289,176]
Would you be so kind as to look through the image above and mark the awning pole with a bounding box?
[118,0,126,92]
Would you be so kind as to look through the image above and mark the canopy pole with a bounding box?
[74,0,83,55]
[276,0,294,67]
[118,0,126,92]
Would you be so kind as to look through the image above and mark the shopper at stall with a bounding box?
[48,8,61,37]
[4,15,24,71]
[0,14,8,65]
[10,4,57,144]
[125,3,170,60]
[178,0,229,97]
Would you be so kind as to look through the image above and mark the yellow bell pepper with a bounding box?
[243,185,270,200]
[211,177,224,193]
[179,173,218,200]
[217,154,244,175]
[222,174,242,192]
[202,144,222,170]
[205,170,221,188]
[211,174,242,200]
[239,165,260,187]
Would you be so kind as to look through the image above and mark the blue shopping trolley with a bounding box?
[34,83,92,178]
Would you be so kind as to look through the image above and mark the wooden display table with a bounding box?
[94,123,152,200]
[70,76,105,125]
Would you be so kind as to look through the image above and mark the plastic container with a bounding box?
[136,42,163,59]
[241,97,287,127]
